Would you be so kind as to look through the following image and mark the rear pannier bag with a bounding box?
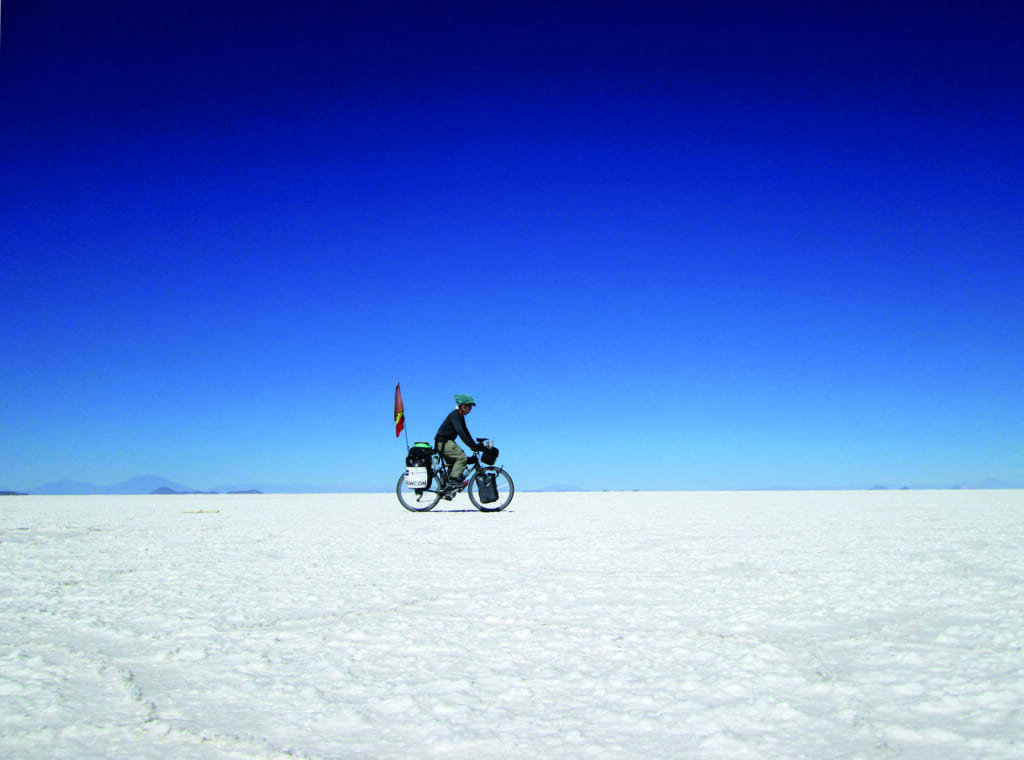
[476,471,499,503]
[405,443,433,489]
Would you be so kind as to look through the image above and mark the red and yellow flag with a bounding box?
[394,383,405,437]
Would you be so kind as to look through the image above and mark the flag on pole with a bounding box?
[394,382,405,437]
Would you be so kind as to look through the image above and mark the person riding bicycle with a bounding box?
[435,394,485,491]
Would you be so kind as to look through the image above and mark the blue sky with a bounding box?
[3,1,1022,492]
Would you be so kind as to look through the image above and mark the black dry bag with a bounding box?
[406,443,432,468]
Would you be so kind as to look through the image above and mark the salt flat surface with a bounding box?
[2,490,1022,759]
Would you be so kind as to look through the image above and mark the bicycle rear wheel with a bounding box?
[396,472,443,512]
[468,467,515,512]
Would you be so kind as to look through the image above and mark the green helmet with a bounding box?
[454,394,476,406]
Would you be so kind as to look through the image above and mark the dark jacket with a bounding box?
[435,409,476,449]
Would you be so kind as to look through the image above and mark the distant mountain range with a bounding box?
[6,475,1021,495]
[26,476,270,495]
[951,478,1021,490]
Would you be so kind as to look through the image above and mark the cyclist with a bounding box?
[435,394,485,494]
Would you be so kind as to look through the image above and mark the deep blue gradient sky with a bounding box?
[3,2,1022,492]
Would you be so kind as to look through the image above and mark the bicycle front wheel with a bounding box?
[468,467,515,512]
[396,472,443,512]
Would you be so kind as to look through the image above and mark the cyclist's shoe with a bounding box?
[443,474,466,499]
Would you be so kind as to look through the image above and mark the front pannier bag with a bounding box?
[476,471,499,503]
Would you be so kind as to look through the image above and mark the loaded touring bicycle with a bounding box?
[397,439,514,512]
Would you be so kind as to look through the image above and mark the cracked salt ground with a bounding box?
[1,491,1023,759]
